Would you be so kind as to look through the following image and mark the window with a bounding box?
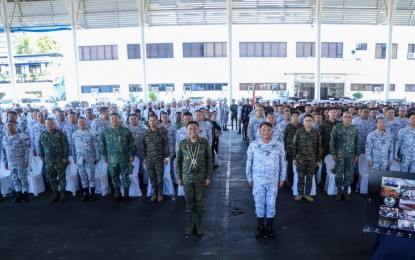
[183,83,228,91]
[148,84,174,92]
[321,42,343,58]
[81,85,120,93]
[239,42,287,57]
[183,42,227,58]
[129,84,143,92]
[127,44,141,59]
[79,45,118,61]
[407,44,415,59]
[375,43,398,59]
[356,43,367,51]
[239,83,287,91]
[296,42,315,57]
[350,84,395,92]
[405,84,415,92]
[146,43,173,59]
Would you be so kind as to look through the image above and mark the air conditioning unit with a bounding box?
[165,86,174,92]
[408,53,415,59]
[222,84,229,91]
[373,87,382,92]
[248,85,254,91]
[113,88,120,93]
[91,88,99,94]
[151,87,159,92]
[184,86,191,92]
[272,85,279,91]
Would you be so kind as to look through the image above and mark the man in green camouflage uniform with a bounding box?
[143,114,169,202]
[101,113,136,202]
[330,111,359,201]
[176,121,213,236]
[293,115,321,202]
[319,107,338,187]
[283,111,304,187]
[39,118,69,203]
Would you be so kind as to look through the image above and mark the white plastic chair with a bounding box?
[324,154,351,195]
[64,156,79,196]
[0,161,12,196]
[28,154,45,196]
[94,159,110,196]
[121,157,142,197]
[316,163,322,184]
[292,163,317,196]
[147,161,175,196]
[358,154,370,194]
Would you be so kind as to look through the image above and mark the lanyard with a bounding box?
[187,139,200,172]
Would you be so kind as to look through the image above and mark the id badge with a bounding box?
[83,141,88,147]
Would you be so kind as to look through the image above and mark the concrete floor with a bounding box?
[0,130,375,260]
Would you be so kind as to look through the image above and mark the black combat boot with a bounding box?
[124,188,130,202]
[81,188,90,202]
[185,213,195,236]
[194,213,204,236]
[114,188,122,202]
[22,192,30,202]
[335,188,342,201]
[138,175,145,189]
[90,187,96,201]
[266,218,276,238]
[59,190,67,202]
[49,190,60,203]
[0,192,3,202]
[13,191,23,203]
[255,218,265,238]
[343,188,352,202]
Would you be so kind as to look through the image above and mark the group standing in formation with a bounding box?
[243,98,415,237]
[0,97,414,238]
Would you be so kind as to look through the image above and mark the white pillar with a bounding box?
[138,0,148,102]
[1,0,17,99]
[385,0,397,101]
[314,0,322,101]
[67,0,81,101]
[227,0,233,101]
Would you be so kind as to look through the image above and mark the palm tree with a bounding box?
[15,35,33,54]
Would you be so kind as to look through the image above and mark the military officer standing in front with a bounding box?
[2,121,30,203]
[365,117,394,170]
[143,114,169,202]
[176,121,213,236]
[101,113,136,202]
[330,111,360,201]
[73,117,100,201]
[39,118,69,203]
[394,112,415,173]
[246,122,286,238]
[293,115,321,202]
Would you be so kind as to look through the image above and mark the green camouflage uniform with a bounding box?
[293,127,321,195]
[176,137,213,215]
[143,128,169,195]
[283,123,304,184]
[101,126,136,189]
[39,129,69,191]
[330,124,360,191]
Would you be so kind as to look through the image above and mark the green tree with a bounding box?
[37,35,61,53]
[353,92,363,100]
[15,35,33,54]
[148,90,158,102]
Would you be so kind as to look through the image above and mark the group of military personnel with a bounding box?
[242,98,415,237]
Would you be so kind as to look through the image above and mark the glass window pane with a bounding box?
[206,43,215,57]
[254,42,263,57]
[247,43,255,57]
[263,42,272,57]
